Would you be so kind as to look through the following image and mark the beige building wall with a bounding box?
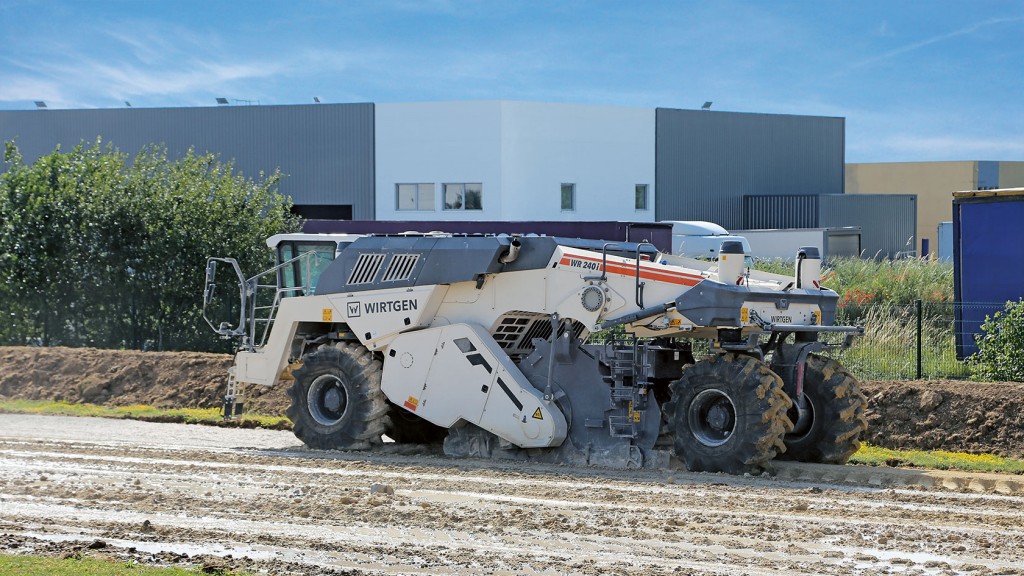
[845,162,976,255]
[1000,162,1024,188]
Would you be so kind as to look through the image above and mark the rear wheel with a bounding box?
[778,354,868,464]
[287,342,388,450]
[667,353,793,474]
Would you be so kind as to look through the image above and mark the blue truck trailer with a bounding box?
[953,188,1024,359]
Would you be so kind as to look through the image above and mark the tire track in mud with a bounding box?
[2,414,1024,575]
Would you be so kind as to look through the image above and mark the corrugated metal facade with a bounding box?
[0,103,376,219]
[743,195,819,229]
[743,194,917,259]
[819,194,917,259]
[655,108,844,229]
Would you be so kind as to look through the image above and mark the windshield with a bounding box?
[276,241,338,296]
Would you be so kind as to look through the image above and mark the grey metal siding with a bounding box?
[0,103,376,219]
[655,108,844,230]
[977,161,999,189]
[743,195,819,229]
[819,194,917,259]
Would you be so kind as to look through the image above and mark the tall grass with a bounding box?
[755,257,954,306]
[755,258,964,379]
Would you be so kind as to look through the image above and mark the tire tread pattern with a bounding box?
[666,353,793,475]
[286,342,387,450]
[779,353,868,464]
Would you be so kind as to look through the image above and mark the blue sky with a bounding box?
[1,1,1021,162]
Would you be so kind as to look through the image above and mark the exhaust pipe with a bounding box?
[499,237,522,264]
[795,246,821,289]
[718,240,745,285]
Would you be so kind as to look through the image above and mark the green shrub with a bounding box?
[970,299,1024,382]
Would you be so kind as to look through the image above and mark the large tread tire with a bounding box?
[287,342,388,450]
[778,354,868,464]
[386,403,448,444]
[666,353,793,475]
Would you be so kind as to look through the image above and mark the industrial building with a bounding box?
[0,100,912,257]
[846,161,1024,257]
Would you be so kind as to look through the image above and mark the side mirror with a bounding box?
[205,260,218,284]
[203,284,217,307]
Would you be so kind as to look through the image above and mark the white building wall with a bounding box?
[498,101,655,221]
[375,101,655,221]
[375,101,504,221]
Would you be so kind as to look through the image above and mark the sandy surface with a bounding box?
[2,414,1024,575]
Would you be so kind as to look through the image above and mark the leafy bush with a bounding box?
[970,299,1024,382]
[0,140,301,351]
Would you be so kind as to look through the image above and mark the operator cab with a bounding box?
[266,233,363,297]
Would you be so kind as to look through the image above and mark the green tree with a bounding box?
[970,299,1024,382]
[0,140,301,351]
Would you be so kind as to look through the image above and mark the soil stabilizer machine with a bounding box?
[204,233,868,474]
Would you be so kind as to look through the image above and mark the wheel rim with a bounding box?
[307,374,349,426]
[787,396,815,441]
[687,389,737,447]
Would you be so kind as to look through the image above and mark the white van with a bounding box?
[662,221,751,259]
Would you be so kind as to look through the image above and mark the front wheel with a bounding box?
[777,354,868,464]
[287,342,389,450]
[667,353,793,474]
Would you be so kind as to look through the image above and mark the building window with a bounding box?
[443,183,483,210]
[561,183,575,211]
[396,183,434,211]
[635,184,649,210]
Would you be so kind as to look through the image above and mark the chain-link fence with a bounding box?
[818,301,1006,380]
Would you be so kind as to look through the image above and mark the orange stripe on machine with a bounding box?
[557,253,703,287]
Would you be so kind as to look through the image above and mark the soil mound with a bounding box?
[1,346,1022,458]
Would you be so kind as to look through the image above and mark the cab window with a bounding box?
[276,241,337,296]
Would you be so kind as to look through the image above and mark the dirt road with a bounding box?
[2,415,1024,575]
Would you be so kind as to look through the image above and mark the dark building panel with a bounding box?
[744,194,820,229]
[741,193,915,260]
[818,194,917,259]
[0,103,376,219]
[655,108,844,229]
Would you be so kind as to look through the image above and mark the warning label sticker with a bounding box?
[532,408,544,420]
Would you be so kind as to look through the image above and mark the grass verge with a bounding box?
[850,443,1024,475]
[0,553,240,575]
[0,399,290,430]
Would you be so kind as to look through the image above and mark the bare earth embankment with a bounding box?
[1,346,1022,458]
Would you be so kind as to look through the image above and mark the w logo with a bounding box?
[347,302,361,318]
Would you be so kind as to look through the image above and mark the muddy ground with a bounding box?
[2,414,1024,575]
[1,346,1023,458]
[3,346,1024,575]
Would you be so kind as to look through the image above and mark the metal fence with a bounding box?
[817,301,1007,380]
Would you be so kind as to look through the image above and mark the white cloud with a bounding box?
[0,76,64,103]
[846,16,1024,72]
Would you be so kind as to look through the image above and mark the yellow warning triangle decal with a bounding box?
[532,408,544,420]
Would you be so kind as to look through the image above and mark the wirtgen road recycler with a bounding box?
[204,233,867,474]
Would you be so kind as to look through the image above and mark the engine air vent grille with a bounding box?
[347,253,386,285]
[492,312,587,355]
[380,254,420,282]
